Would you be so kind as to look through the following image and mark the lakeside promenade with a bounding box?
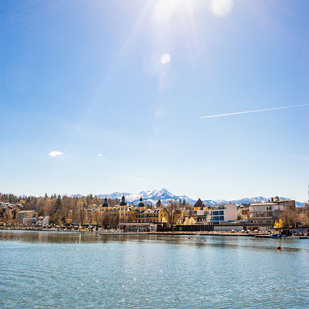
[2,227,305,238]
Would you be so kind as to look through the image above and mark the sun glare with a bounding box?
[160,53,171,64]
[143,0,234,91]
[210,0,234,17]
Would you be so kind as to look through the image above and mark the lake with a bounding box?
[0,230,309,308]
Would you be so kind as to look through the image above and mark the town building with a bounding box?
[16,210,38,225]
[101,196,138,223]
[249,198,295,225]
[208,203,237,223]
[192,198,208,223]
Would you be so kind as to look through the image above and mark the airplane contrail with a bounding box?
[200,103,309,119]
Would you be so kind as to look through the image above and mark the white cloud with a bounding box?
[49,151,63,157]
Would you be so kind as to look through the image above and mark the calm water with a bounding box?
[1,231,309,308]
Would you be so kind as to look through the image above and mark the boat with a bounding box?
[269,233,286,238]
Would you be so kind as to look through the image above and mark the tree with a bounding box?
[51,195,65,225]
[299,205,309,224]
[279,205,298,228]
[54,195,62,213]
[76,200,87,226]
[42,198,55,217]
[4,209,13,225]
[93,196,100,205]
[101,212,111,228]
[93,210,103,227]
[165,201,183,231]
[100,212,119,228]
[110,213,119,227]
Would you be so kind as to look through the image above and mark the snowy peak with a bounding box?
[71,190,303,207]
[97,192,131,200]
[138,188,195,205]
[94,188,194,205]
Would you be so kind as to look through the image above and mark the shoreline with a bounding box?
[0,227,270,237]
[1,228,308,238]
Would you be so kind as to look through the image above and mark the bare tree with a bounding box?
[93,210,103,227]
[165,201,182,231]
[101,213,119,228]
[4,210,13,225]
[279,205,298,228]
[77,201,87,226]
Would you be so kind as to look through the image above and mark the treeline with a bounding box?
[0,193,120,226]
[0,193,21,204]
[0,193,192,227]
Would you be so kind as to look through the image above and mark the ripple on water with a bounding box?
[0,231,309,308]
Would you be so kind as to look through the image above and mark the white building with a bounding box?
[42,216,50,226]
[208,203,237,223]
[249,199,295,225]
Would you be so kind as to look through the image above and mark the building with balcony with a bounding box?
[249,198,295,226]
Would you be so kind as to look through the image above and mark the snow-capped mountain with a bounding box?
[97,188,195,205]
[211,196,285,206]
[133,188,195,205]
[70,194,85,198]
[205,196,304,207]
[97,192,131,200]
[72,189,304,207]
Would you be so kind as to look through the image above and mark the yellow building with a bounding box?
[99,196,186,226]
[191,198,208,223]
[101,196,137,223]
[194,198,205,211]
[136,208,163,223]
[137,198,146,212]
[135,199,168,223]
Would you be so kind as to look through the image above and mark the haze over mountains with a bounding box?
[72,188,303,207]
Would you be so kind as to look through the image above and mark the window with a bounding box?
[212,216,224,221]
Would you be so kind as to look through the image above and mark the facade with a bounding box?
[208,204,237,223]
[119,223,158,232]
[192,198,208,223]
[101,196,145,223]
[100,196,185,225]
[16,210,38,225]
[249,198,295,225]
[136,209,162,223]
[42,216,50,225]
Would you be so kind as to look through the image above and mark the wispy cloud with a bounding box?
[49,151,63,157]
[200,103,309,119]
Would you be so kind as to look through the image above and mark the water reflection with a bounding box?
[0,230,308,253]
[1,230,309,308]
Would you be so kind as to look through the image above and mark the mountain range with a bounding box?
[72,188,304,207]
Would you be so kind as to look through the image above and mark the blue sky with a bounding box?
[1,0,309,201]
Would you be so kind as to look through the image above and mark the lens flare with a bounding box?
[160,53,171,64]
[210,0,234,17]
